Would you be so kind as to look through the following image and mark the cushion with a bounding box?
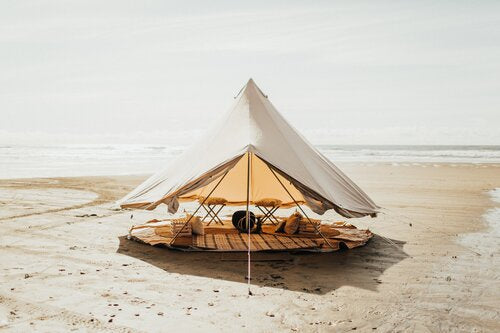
[298,219,320,234]
[187,214,204,235]
[274,219,287,233]
[255,198,282,207]
[199,197,227,205]
[284,212,302,235]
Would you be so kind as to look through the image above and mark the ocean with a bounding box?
[1,144,499,179]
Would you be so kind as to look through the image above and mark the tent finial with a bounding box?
[246,78,268,98]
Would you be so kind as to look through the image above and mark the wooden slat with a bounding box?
[240,234,257,251]
[276,235,299,249]
[253,234,272,250]
[287,236,308,248]
[194,235,205,248]
[214,234,232,250]
[301,237,319,248]
[227,234,247,251]
[263,234,286,250]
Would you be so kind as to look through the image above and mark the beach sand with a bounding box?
[0,163,499,332]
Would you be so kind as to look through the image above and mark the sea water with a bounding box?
[0,144,499,179]
[460,188,500,256]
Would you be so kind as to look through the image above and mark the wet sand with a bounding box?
[0,163,499,332]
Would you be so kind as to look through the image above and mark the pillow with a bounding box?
[275,219,287,233]
[284,212,302,235]
[187,214,204,235]
[255,198,282,207]
[198,197,227,205]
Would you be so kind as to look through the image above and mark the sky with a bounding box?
[1,0,499,145]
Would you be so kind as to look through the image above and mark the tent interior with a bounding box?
[127,152,374,252]
[178,152,305,207]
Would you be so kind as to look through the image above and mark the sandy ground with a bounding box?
[0,163,499,332]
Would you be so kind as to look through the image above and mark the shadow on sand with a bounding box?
[116,235,409,295]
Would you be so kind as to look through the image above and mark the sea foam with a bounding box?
[0,144,499,179]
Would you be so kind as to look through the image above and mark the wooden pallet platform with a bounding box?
[128,218,373,252]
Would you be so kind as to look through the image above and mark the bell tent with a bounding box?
[118,79,379,222]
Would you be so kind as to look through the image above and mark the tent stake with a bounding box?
[169,170,230,246]
[268,167,336,250]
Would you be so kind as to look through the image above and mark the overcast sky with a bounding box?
[1,0,499,145]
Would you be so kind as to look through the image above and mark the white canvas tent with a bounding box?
[118,79,379,219]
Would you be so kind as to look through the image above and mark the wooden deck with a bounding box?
[128,219,373,252]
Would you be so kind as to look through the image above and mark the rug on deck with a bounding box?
[193,233,320,251]
[127,219,373,252]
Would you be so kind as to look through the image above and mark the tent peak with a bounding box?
[243,78,268,98]
[245,144,257,153]
[245,78,256,89]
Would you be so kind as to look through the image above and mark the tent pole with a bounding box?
[169,170,230,246]
[246,152,252,295]
[268,167,336,250]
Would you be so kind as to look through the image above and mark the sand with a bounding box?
[0,163,499,332]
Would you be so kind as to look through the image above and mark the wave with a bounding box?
[0,144,499,179]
